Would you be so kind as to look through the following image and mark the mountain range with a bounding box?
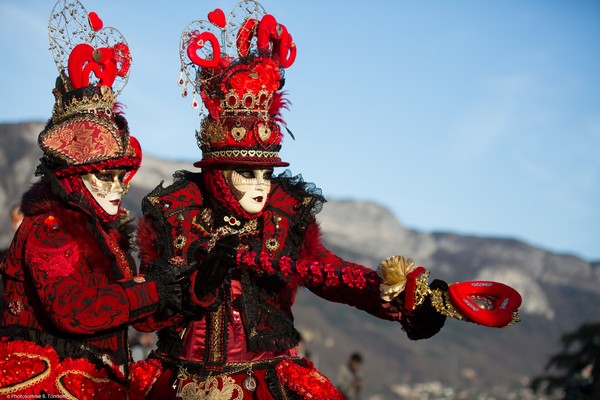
[1,121,598,398]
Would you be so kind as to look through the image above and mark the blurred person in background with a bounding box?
[130,331,158,362]
[336,352,364,400]
[0,204,24,309]
[9,203,24,232]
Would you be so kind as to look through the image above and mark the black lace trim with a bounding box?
[273,170,326,216]
[271,171,326,259]
[237,268,301,353]
[155,325,187,360]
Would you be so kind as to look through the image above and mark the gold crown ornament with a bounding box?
[179,0,297,168]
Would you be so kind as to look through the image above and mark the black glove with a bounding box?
[146,259,197,316]
[194,235,239,298]
[401,279,448,340]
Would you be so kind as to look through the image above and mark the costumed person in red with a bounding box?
[135,2,523,399]
[0,0,192,398]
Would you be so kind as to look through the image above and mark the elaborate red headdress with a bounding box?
[179,0,296,168]
[38,0,140,183]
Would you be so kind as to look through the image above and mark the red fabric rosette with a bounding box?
[226,58,281,96]
[276,359,346,400]
[0,339,59,395]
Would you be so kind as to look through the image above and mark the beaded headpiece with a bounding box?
[39,0,140,182]
[179,0,296,168]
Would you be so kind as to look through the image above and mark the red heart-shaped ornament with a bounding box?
[276,359,345,400]
[68,44,118,88]
[0,353,52,391]
[88,12,104,31]
[236,18,259,58]
[56,371,126,398]
[448,281,522,327]
[208,8,226,28]
[0,340,59,393]
[55,358,127,399]
[187,32,221,68]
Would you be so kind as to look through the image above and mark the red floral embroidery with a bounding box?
[342,268,367,289]
[27,243,80,277]
[259,251,276,274]
[276,359,345,400]
[279,256,293,276]
[239,250,377,290]
[324,267,338,287]
[295,260,309,277]
[41,119,121,166]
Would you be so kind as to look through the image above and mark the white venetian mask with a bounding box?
[225,168,273,214]
[81,169,126,216]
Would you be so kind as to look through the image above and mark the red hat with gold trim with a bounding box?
[38,0,140,184]
[179,0,296,168]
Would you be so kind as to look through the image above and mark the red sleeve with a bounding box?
[137,216,161,271]
[131,215,185,331]
[297,221,446,339]
[23,216,160,335]
[299,222,405,321]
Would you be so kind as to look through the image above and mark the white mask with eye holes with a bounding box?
[81,169,126,216]
[226,169,273,214]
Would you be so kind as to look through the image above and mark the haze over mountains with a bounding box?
[1,122,598,397]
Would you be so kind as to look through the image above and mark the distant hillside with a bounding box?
[1,122,598,398]
[299,201,600,396]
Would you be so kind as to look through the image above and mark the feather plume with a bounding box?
[269,91,290,125]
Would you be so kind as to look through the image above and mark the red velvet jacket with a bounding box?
[134,171,445,399]
[135,172,423,363]
[0,181,161,380]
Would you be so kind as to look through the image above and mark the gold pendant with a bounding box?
[257,123,271,142]
[231,126,247,141]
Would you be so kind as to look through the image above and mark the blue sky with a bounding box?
[1,0,599,261]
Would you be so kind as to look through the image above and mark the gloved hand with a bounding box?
[194,235,239,298]
[401,279,448,340]
[145,259,197,316]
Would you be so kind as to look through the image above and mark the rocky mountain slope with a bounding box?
[298,200,600,395]
[1,122,598,397]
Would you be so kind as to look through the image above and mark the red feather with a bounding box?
[269,91,290,125]
[113,101,126,115]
